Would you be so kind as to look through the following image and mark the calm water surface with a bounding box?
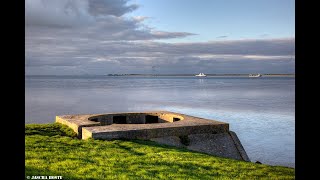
[25,76,295,167]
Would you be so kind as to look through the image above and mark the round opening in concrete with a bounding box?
[88,112,184,125]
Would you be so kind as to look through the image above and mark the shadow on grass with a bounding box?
[26,163,214,180]
[25,166,96,180]
[26,138,294,179]
[129,139,220,157]
[113,141,146,156]
[25,123,77,137]
[25,124,294,179]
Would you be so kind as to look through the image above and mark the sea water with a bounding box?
[25,75,295,167]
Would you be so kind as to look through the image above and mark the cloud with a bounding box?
[133,16,149,22]
[260,34,270,37]
[151,31,195,39]
[26,37,295,74]
[216,35,228,39]
[88,0,138,17]
[25,0,194,40]
[25,0,94,27]
[25,0,295,75]
[243,55,293,60]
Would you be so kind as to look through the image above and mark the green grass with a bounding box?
[25,123,295,179]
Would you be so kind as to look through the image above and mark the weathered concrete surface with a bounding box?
[150,132,250,161]
[82,123,228,140]
[188,132,242,160]
[56,114,100,138]
[229,131,250,161]
[55,111,249,161]
[150,136,186,148]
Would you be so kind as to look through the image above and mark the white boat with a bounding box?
[195,73,207,77]
[249,73,262,78]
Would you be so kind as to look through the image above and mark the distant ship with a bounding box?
[249,73,262,78]
[195,73,207,77]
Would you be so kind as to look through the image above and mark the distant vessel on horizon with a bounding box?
[249,73,262,78]
[195,73,207,77]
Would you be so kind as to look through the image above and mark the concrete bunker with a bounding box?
[55,111,250,162]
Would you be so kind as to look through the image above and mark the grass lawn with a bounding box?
[25,123,294,179]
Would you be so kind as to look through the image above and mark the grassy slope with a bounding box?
[25,123,294,180]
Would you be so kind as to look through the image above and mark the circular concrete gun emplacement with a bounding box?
[55,111,250,161]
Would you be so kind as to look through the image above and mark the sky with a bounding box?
[25,0,295,75]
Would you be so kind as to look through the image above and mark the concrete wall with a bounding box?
[151,132,250,162]
[84,124,228,140]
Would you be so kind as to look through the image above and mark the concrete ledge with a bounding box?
[83,123,228,140]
